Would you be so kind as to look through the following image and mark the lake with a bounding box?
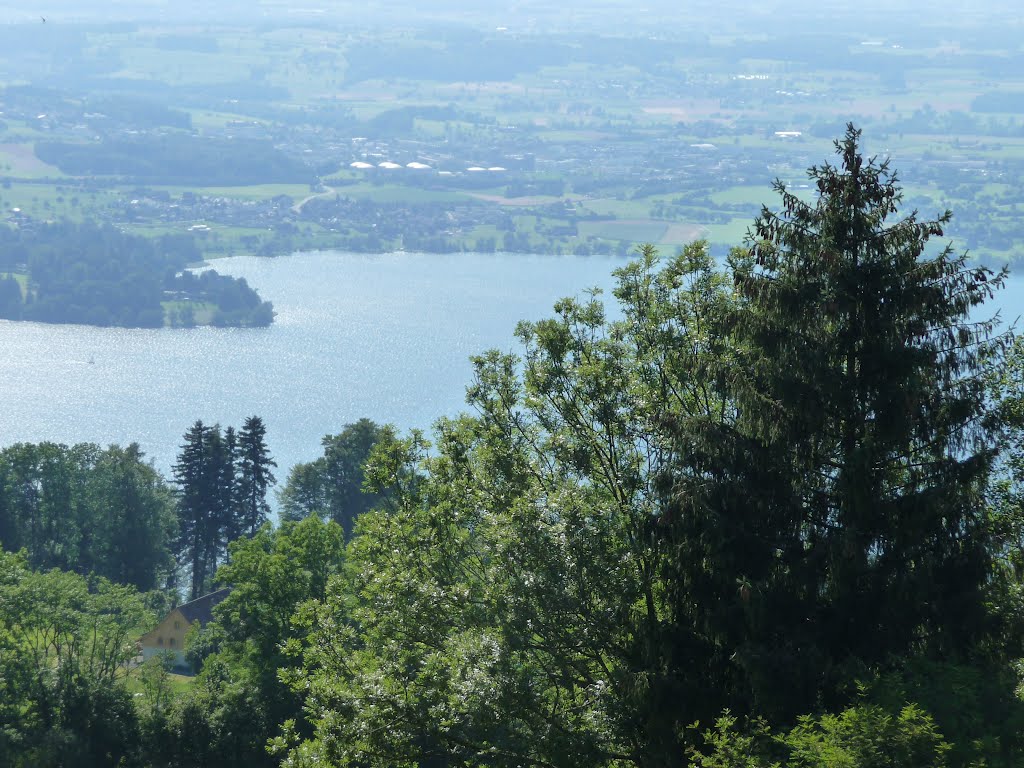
[0,251,1021,492]
[0,251,629,484]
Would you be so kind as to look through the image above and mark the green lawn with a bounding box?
[702,218,756,246]
[162,300,218,326]
[578,219,669,243]
[0,182,118,221]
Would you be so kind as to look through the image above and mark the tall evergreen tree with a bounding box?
[219,425,241,544]
[174,420,215,600]
[671,123,1010,718]
[203,424,234,577]
[174,418,278,597]
[236,416,276,538]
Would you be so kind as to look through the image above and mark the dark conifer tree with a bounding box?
[174,420,214,600]
[236,415,276,538]
[670,124,1009,719]
[220,425,241,544]
[174,418,278,595]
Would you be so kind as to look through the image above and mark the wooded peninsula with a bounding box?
[0,221,273,327]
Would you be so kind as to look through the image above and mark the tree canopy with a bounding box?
[174,418,278,600]
[0,221,274,327]
[279,418,393,538]
[4,126,1024,768]
[0,442,177,591]
[282,125,1022,768]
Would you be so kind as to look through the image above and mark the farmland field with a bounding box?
[1,4,1023,263]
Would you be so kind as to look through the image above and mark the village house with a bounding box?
[137,588,230,673]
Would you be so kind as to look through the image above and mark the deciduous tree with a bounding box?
[279,418,391,538]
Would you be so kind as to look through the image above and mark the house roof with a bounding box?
[176,587,231,626]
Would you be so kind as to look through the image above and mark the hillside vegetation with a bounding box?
[3,130,1024,767]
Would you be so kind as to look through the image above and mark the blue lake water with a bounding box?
[0,250,1022,491]
[0,251,629,484]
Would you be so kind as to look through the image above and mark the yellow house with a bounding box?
[138,588,230,673]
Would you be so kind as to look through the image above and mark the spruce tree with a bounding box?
[175,421,239,598]
[174,420,213,600]
[236,416,277,537]
[214,425,239,550]
[681,124,1009,717]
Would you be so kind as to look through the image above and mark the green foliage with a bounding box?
[0,221,273,328]
[215,515,346,665]
[866,661,1024,768]
[137,654,178,722]
[693,704,952,768]
[143,658,272,768]
[282,129,1015,768]
[782,705,950,768]
[284,245,740,767]
[279,418,393,538]
[986,336,1024,625]
[174,420,228,600]
[672,123,1008,719]
[235,416,277,538]
[148,517,347,768]
[0,550,148,767]
[0,441,177,590]
[174,417,277,599]
[690,714,776,768]
[174,269,275,328]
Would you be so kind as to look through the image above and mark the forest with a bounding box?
[35,135,318,187]
[0,221,274,327]
[4,127,1024,767]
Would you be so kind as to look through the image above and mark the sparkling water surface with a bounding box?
[1,251,1022,487]
[0,251,628,481]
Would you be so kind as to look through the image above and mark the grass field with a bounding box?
[162,300,218,326]
[0,182,119,221]
[123,664,195,696]
[710,185,776,206]
[2,271,28,297]
[0,143,64,179]
[581,197,657,218]
[579,219,669,243]
[702,219,756,246]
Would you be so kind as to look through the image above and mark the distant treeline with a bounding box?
[971,91,1024,113]
[172,269,275,328]
[35,135,314,186]
[1,85,192,131]
[0,221,273,327]
[343,33,686,83]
